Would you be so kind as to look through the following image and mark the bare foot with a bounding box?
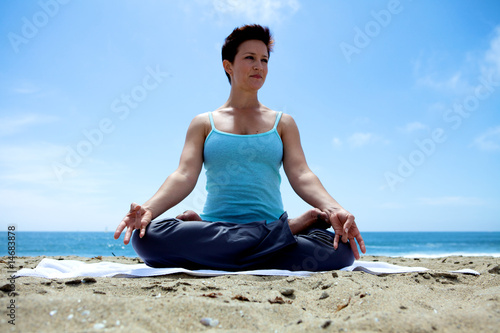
[288,208,329,234]
[176,210,203,221]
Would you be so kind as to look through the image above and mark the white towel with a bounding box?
[12,258,480,279]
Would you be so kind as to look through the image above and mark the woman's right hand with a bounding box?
[114,203,153,245]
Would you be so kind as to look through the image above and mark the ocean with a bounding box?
[2,231,500,258]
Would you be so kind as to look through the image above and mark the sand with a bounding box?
[1,255,499,332]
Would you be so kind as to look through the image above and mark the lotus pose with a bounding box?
[114,24,365,271]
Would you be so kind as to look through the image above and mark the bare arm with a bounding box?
[280,114,366,258]
[281,114,340,210]
[142,114,206,220]
[114,114,208,244]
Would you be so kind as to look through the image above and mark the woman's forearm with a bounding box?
[142,169,199,220]
[289,170,343,211]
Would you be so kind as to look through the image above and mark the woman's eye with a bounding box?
[246,56,254,60]
[262,59,268,63]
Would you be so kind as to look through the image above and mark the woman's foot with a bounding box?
[288,208,329,234]
[176,210,203,221]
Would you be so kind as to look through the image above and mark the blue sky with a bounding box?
[1,0,499,232]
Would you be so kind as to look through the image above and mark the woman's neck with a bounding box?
[223,88,261,111]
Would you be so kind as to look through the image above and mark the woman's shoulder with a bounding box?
[186,112,212,137]
[190,112,215,125]
[277,112,297,127]
[276,112,299,138]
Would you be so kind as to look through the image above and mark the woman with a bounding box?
[114,25,365,271]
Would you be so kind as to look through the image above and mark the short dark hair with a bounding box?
[222,24,274,84]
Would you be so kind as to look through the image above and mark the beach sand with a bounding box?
[1,255,499,332]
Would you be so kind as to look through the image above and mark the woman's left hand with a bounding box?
[324,208,366,260]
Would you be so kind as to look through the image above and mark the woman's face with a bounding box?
[225,39,269,91]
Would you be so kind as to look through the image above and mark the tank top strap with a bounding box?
[208,112,215,130]
[273,111,283,130]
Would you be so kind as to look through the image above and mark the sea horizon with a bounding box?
[3,231,500,258]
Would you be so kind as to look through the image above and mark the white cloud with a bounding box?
[204,0,300,24]
[415,25,500,97]
[398,121,429,133]
[471,126,500,152]
[416,71,469,93]
[346,132,388,148]
[484,26,500,76]
[332,132,389,149]
[331,137,342,148]
[0,113,58,136]
[475,26,500,101]
[417,196,486,206]
[348,132,372,147]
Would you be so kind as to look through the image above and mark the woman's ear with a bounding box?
[223,59,232,76]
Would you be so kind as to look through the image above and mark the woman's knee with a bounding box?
[130,220,174,261]
[131,229,150,260]
[333,240,355,269]
[297,242,354,271]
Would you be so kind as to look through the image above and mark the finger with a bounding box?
[123,225,133,245]
[333,233,340,250]
[114,220,127,240]
[317,210,328,222]
[130,202,142,214]
[140,218,147,238]
[349,237,360,260]
[124,203,141,222]
[329,213,343,235]
[356,234,367,254]
[323,211,331,223]
[342,215,355,243]
[134,209,142,229]
[140,211,152,238]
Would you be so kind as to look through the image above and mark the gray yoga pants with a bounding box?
[131,212,355,271]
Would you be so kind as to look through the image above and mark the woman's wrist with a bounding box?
[319,204,343,215]
[141,204,156,220]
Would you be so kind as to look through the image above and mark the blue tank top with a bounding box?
[200,111,285,223]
